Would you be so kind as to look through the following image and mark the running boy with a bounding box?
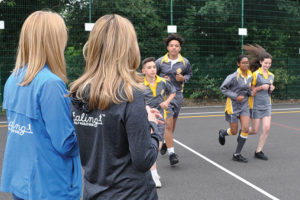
[142,57,176,187]
[156,34,192,166]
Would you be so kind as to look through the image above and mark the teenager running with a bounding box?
[142,57,176,187]
[218,55,253,163]
[244,44,275,160]
[155,34,192,166]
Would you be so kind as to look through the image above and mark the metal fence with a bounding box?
[1,0,300,110]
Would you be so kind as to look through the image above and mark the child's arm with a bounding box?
[160,92,176,109]
[160,79,176,109]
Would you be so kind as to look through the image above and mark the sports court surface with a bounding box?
[1,103,299,200]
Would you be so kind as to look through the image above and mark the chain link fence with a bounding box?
[1,0,300,110]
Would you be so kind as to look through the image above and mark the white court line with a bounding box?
[174,139,280,200]
[0,121,7,124]
[180,107,300,116]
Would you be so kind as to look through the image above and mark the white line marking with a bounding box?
[180,108,300,116]
[0,121,7,124]
[174,139,280,200]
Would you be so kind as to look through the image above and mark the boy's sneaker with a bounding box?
[160,143,167,155]
[169,153,179,166]
[151,173,162,188]
[254,151,268,160]
[232,153,248,163]
[218,129,226,145]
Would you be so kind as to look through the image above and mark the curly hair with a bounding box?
[164,33,184,47]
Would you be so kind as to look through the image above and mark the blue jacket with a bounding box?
[1,65,82,200]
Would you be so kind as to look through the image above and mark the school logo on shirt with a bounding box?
[8,121,33,136]
[72,112,106,127]
[161,89,165,96]
[176,68,182,74]
[270,79,273,84]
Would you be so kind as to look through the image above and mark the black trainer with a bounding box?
[232,154,248,163]
[254,151,268,160]
[218,129,226,145]
[237,129,241,143]
[160,143,167,155]
[169,153,179,166]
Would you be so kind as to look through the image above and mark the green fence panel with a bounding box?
[1,0,300,111]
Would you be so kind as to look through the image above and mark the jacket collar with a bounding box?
[161,53,186,66]
[143,75,161,86]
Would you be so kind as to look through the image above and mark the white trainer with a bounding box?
[152,173,162,188]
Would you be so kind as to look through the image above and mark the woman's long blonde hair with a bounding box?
[69,14,143,110]
[14,11,68,85]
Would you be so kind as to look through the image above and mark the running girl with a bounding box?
[218,55,253,163]
[244,44,275,160]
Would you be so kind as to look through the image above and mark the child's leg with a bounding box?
[235,115,250,154]
[232,115,250,163]
[164,117,174,153]
[220,122,238,137]
[150,162,161,187]
[248,118,260,135]
[229,122,238,135]
[256,116,271,152]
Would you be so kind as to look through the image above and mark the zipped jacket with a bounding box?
[155,53,192,93]
[220,68,253,114]
[143,75,176,118]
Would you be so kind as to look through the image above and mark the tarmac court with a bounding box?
[1,103,300,200]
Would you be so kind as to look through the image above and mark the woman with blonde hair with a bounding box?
[70,14,162,200]
[0,11,82,200]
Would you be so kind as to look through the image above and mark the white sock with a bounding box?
[167,147,175,155]
[151,169,159,178]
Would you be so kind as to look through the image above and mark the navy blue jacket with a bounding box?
[71,90,160,200]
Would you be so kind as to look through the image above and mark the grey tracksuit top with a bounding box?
[143,75,176,116]
[220,68,253,114]
[155,53,192,93]
[249,68,275,110]
[70,90,160,200]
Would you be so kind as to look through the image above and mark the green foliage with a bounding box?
[272,67,289,99]
[1,0,300,100]
[185,74,224,100]
[199,0,238,23]
[65,47,85,84]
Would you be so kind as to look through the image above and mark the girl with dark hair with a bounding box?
[244,44,275,160]
[218,55,253,163]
